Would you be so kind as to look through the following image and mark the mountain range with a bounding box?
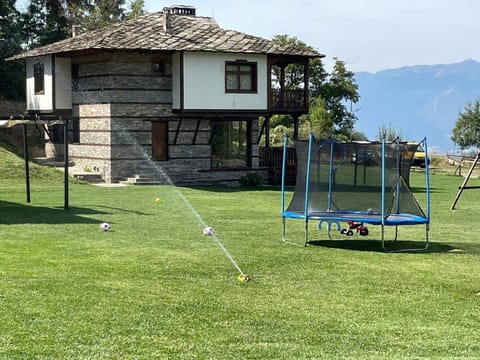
[354,59,480,153]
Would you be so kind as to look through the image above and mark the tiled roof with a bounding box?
[8,11,323,60]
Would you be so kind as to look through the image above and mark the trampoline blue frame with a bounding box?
[281,133,431,252]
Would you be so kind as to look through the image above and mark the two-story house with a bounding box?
[8,5,323,184]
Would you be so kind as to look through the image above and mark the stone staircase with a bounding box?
[34,157,105,184]
[120,174,165,185]
[72,172,104,184]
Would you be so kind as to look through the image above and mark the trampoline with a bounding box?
[280,133,430,252]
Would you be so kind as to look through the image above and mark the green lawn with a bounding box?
[1,149,480,359]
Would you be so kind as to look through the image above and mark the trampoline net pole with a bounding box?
[381,137,386,226]
[281,134,288,242]
[303,133,314,245]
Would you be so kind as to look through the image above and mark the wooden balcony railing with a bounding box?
[271,89,306,110]
[259,146,296,184]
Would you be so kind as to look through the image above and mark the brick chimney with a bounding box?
[169,5,196,15]
[162,7,172,34]
[163,6,196,33]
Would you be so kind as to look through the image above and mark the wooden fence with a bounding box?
[259,146,296,184]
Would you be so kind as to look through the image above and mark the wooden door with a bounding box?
[152,121,168,161]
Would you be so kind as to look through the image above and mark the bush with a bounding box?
[239,172,262,186]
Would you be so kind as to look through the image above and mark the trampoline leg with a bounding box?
[282,217,286,242]
[304,220,309,247]
[381,224,385,251]
[424,224,430,250]
[382,224,430,253]
[394,225,398,241]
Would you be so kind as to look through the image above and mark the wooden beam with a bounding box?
[450,151,480,210]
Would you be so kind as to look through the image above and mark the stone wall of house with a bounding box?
[68,103,112,179]
[67,51,266,185]
[69,52,172,182]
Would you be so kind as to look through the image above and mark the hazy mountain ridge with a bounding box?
[354,59,480,153]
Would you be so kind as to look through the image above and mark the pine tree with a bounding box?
[20,0,144,48]
[0,0,24,99]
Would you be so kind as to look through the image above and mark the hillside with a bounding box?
[354,59,480,153]
[0,146,63,181]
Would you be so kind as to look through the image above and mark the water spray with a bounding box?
[116,124,250,282]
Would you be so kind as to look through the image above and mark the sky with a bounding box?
[141,0,480,73]
[14,0,480,73]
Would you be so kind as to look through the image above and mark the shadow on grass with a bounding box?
[185,185,440,196]
[183,185,282,193]
[95,205,150,215]
[0,200,105,225]
[409,186,441,194]
[307,239,456,254]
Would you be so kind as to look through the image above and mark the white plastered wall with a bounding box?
[26,55,72,112]
[26,55,53,112]
[173,51,268,110]
[54,57,72,111]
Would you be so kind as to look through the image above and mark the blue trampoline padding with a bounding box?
[282,210,429,226]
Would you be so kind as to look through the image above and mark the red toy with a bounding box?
[340,221,369,236]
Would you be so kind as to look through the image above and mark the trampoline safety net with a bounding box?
[286,137,426,220]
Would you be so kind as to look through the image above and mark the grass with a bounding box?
[1,148,480,359]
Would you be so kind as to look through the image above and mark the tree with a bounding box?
[349,130,368,141]
[376,123,405,141]
[21,0,73,48]
[271,36,360,139]
[126,0,145,19]
[298,97,332,140]
[271,35,328,92]
[21,0,144,48]
[317,59,359,137]
[0,0,24,99]
[79,0,128,31]
[451,99,480,149]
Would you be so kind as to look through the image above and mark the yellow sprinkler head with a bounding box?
[237,274,251,282]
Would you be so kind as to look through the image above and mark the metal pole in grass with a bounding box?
[395,137,401,214]
[22,123,31,203]
[424,137,431,246]
[381,134,386,249]
[63,117,69,210]
[327,139,335,212]
[424,137,430,221]
[281,134,288,241]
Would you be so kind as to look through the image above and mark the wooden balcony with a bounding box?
[270,89,307,112]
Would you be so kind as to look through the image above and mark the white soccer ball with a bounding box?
[100,222,110,231]
[203,226,214,236]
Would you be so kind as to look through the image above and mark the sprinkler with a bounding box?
[115,126,249,282]
[237,274,251,282]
